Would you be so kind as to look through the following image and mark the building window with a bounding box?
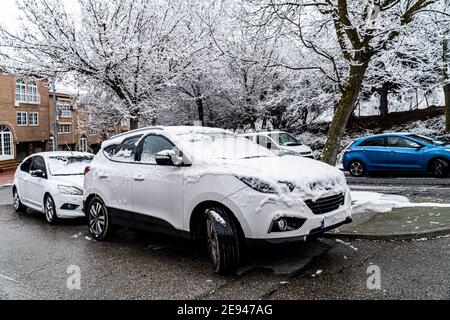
[17,112,27,126]
[57,101,72,118]
[15,79,26,102]
[28,80,38,103]
[79,137,87,152]
[58,124,71,134]
[28,112,39,126]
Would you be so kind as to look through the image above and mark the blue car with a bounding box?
[343,133,450,178]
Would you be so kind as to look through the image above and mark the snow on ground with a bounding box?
[351,191,450,214]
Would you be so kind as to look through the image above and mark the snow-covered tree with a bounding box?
[245,0,448,164]
[0,0,211,129]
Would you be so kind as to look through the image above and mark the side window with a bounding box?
[20,158,33,173]
[256,135,272,149]
[139,135,175,164]
[112,135,142,162]
[388,137,421,148]
[360,137,385,147]
[30,156,46,174]
[103,144,118,158]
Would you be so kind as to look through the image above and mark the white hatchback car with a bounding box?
[84,126,351,275]
[12,152,94,223]
[241,131,314,159]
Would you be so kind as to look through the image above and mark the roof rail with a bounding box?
[106,126,164,141]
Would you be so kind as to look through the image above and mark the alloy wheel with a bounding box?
[13,191,20,211]
[206,215,220,270]
[350,162,364,176]
[45,197,55,223]
[432,161,443,176]
[89,202,106,237]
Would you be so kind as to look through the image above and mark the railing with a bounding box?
[15,94,41,105]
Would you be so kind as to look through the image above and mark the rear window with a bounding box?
[48,155,94,176]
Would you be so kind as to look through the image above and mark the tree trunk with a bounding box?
[379,82,389,116]
[445,84,450,132]
[130,118,139,130]
[321,63,369,165]
[196,98,204,125]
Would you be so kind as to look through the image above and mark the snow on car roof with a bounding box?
[33,151,93,159]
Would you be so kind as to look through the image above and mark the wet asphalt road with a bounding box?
[0,185,449,300]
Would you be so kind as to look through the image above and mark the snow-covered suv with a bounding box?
[83,126,352,275]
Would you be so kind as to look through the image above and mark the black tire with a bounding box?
[44,195,59,224]
[429,159,449,178]
[87,196,114,241]
[349,160,366,177]
[13,188,27,213]
[205,206,240,276]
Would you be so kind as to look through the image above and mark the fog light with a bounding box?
[277,219,288,231]
[269,217,306,233]
[61,204,79,210]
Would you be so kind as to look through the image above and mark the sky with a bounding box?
[0,0,20,31]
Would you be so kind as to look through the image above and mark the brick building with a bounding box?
[0,73,105,172]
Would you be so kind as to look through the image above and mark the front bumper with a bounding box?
[223,187,352,242]
[54,194,85,218]
[247,217,352,245]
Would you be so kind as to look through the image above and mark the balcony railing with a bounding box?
[15,93,41,105]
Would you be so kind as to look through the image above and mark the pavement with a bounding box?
[0,172,13,188]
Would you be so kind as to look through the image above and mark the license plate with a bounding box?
[322,214,342,229]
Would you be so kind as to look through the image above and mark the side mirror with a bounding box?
[267,141,272,149]
[155,150,183,166]
[31,169,46,178]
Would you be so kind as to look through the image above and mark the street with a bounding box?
[1,179,449,300]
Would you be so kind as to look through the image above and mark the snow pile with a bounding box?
[351,191,450,214]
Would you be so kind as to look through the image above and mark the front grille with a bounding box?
[305,194,345,215]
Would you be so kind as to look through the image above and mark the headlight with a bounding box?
[239,177,276,194]
[239,177,295,194]
[58,185,83,195]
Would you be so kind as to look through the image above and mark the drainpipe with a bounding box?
[52,78,58,151]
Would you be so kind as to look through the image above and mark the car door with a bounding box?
[28,156,47,207]
[101,135,143,223]
[358,137,389,169]
[17,157,33,203]
[132,133,184,231]
[387,136,424,170]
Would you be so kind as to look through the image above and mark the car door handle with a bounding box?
[133,177,145,182]
[99,175,109,179]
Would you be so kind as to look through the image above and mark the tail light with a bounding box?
[84,166,91,175]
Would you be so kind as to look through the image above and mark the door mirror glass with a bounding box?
[30,169,46,178]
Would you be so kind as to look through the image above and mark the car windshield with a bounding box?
[48,155,94,176]
[268,132,302,146]
[408,134,446,146]
[176,131,275,160]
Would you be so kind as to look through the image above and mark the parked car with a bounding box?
[84,126,352,275]
[240,131,315,159]
[12,152,94,223]
[343,133,450,178]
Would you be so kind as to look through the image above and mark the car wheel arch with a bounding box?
[189,201,245,243]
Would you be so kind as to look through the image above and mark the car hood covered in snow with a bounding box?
[51,175,84,190]
[186,155,348,200]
